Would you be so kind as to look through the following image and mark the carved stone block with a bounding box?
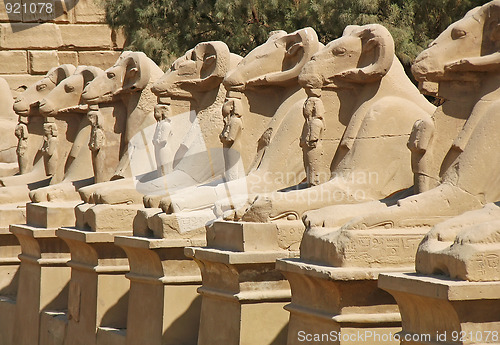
[380,273,500,345]
[29,50,59,75]
[115,236,204,345]
[0,50,28,74]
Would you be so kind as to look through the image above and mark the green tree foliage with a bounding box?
[104,0,491,69]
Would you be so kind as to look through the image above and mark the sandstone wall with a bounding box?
[0,0,125,92]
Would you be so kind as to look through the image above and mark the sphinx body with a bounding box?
[87,42,243,207]
[74,51,164,206]
[153,28,326,227]
[0,77,19,176]
[300,2,500,268]
[2,65,76,185]
[234,24,435,223]
[0,65,77,204]
[27,66,111,203]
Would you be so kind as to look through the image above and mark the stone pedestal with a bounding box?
[0,227,21,295]
[114,236,205,345]
[76,203,145,232]
[10,224,71,345]
[379,272,500,345]
[277,259,405,345]
[56,228,132,345]
[273,226,430,345]
[186,221,302,345]
[0,227,21,345]
[2,201,81,345]
[0,202,27,228]
[27,201,82,229]
[0,296,16,345]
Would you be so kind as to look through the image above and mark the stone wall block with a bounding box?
[28,50,59,74]
[0,50,28,74]
[0,23,63,49]
[56,50,77,66]
[74,0,104,23]
[77,50,120,69]
[59,24,112,49]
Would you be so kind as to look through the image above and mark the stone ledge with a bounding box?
[277,257,414,281]
[379,272,500,300]
[57,227,132,243]
[115,235,206,250]
[186,246,294,265]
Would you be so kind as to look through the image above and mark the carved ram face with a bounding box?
[299,24,395,89]
[412,0,500,82]
[223,28,320,91]
[13,64,76,116]
[151,41,235,99]
[38,66,104,116]
[82,51,151,104]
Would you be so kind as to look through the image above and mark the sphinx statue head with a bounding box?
[38,66,104,116]
[81,51,154,105]
[13,64,76,116]
[223,28,320,91]
[299,24,395,89]
[152,41,235,99]
[412,0,500,83]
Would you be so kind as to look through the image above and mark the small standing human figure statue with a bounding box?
[41,121,58,176]
[407,117,435,193]
[301,88,326,187]
[15,120,29,174]
[87,105,106,183]
[220,97,244,180]
[152,103,173,174]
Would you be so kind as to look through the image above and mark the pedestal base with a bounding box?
[56,228,131,345]
[0,296,15,345]
[0,203,26,228]
[417,238,500,281]
[277,259,405,345]
[76,204,144,232]
[114,235,205,345]
[148,209,214,239]
[10,224,71,345]
[40,311,68,345]
[301,226,430,267]
[186,246,293,345]
[27,201,82,229]
[0,228,20,345]
[187,220,298,345]
[96,327,127,345]
[0,227,20,296]
[379,272,500,344]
